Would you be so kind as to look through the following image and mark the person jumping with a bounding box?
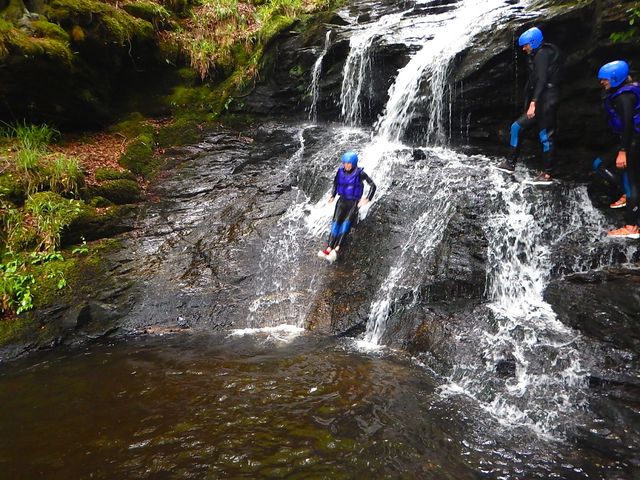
[318,151,376,262]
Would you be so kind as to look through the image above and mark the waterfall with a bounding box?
[438,168,630,437]
[376,0,531,143]
[339,13,404,126]
[360,148,469,346]
[360,0,530,345]
[308,30,332,122]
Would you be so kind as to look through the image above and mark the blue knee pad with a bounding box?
[592,157,603,172]
[339,220,352,236]
[538,129,551,152]
[510,122,521,148]
[330,221,340,237]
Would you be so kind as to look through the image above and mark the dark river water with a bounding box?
[0,332,634,479]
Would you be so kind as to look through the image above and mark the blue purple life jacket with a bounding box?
[604,83,640,135]
[336,167,364,201]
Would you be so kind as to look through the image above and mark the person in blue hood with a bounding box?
[318,151,376,262]
[596,60,640,238]
[496,26,563,184]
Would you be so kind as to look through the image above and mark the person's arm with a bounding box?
[360,171,376,202]
[613,92,635,169]
[527,48,551,118]
[329,171,338,201]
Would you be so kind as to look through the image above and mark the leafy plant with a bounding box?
[610,4,640,43]
[0,253,34,314]
[46,269,67,290]
[29,250,64,264]
[72,237,88,255]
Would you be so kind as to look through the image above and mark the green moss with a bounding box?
[122,0,172,28]
[0,316,35,347]
[95,179,141,204]
[1,23,74,63]
[256,14,296,45]
[110,112,155,140]
[119,134,159,177]
[289,64,303,77]
[30,19,70,42]
[0,172,26,204]
[45,0,155,45]
[156,117,205,147]
[2,0,26,22]
[88,195,113,208]
[94,167,136,182]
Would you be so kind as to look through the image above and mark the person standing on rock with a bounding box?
[596,60,640,238]
[496,26,563,184]
[318,151,376,263]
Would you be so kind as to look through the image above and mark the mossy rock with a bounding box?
[64,204,137,244]
[0,22,74,63]
[119,134,160,177]
[88,195,113,208]
[95,179,141,205]
[44,0,155,45]
[122,0,172,28]
[156,117,204,147]
[0,172,26,203]
[30,19,70,42]
[110,112,155,140]
[94,167,136,182]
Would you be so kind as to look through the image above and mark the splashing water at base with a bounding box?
[439,167,628,438]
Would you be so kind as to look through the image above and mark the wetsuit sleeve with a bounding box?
[531,48,551,102]
[613,92,636,151]
[331,171,338,197]
[360,171,377,201]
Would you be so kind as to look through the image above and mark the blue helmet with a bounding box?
[598,60,629,88]
[341,151,358,166]
[518,27,543,49]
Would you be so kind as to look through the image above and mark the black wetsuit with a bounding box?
[327,170,376,249]
[509,43,562,173]
[606,89,640,225]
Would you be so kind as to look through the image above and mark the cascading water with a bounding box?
[439,168,630,436]
[376,0,531,144]
[307,30,332,122]
[360,148,470,346]
[359,0,531,346]
[247,126,370,330]
[339,12,404,126]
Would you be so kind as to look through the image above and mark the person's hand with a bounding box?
[526,101,536,119]
[358,198,369,207]
[616,150,627,169]
[328,196,336,204]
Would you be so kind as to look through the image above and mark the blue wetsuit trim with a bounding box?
[592,157,603,171]
[623,172,631,197]
[510,122,521,148]
[539,129,551,152]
